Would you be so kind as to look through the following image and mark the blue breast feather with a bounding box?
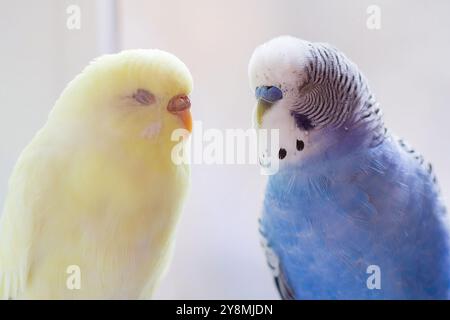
[261,136,450,299]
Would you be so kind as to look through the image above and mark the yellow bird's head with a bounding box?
[51,49,193,153]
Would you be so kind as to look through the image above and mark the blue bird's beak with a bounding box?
[255,86,283,126]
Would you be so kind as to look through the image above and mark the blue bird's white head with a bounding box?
[249,36,385,169]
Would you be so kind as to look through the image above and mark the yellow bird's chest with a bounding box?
[22,141,189,299]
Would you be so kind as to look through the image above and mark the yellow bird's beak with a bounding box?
[256,99,273,127]
[167,94,192,132]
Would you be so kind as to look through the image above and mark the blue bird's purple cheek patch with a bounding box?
[291,112,314,131]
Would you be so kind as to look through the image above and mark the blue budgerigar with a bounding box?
[249,36,450,299]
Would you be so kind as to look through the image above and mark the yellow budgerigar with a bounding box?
[0,50,193,299]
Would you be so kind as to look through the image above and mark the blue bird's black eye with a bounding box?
[255,86,283,103]
[279,148,287,160]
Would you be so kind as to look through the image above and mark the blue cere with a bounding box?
[255,86,283,103]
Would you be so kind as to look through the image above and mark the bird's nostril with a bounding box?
[255,86,283,103]
[267,86,283,101]
[255,87,262,98]
[167,94,191,113]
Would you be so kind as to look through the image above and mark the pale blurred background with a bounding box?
[1,0,449,299]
